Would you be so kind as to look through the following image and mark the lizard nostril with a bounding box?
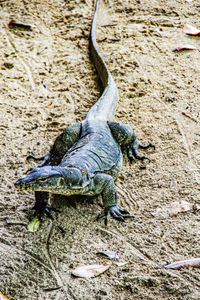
[15,179,21,186]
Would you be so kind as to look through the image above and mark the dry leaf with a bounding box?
[170,200,198,216]
[0,291,10,300]
[173,44,198,51]
[152,200,199,218]
[114,261,128,267]
[97,250,120,260]
[27,217,40,232]
[165,258,200,270]
[72,263,111,278]
[183,24,200,35]
[185,0,194,2]
[8,20,33,29]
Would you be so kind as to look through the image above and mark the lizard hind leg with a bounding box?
[108,121,155,163]
[128,139,155,163]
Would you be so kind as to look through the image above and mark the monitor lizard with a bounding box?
[15,0,154,225]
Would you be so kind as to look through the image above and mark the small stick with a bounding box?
[43,286,62,292]
[181,111,198,123]
[165,258,200,270]
[101,23,117,27]
[66,25,84,28]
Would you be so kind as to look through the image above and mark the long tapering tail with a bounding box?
[86,0,118,121]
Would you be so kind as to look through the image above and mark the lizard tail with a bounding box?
[86,0,118,121]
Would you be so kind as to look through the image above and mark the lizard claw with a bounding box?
[37,204,61,220]
[25,203,61,221]
[127,142,155,163]
[97,205,134,226]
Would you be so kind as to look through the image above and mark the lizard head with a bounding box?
[15,166,83,194]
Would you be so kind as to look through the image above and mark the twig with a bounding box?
[165,258,200,270]
[45,222,76,300]
[101,23,117,27]
[181,111,198,123]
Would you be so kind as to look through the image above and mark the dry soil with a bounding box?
[0,0,200,299]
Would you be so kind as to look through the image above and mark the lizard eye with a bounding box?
[39,177,47,182]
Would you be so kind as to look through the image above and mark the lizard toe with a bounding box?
[111,211,125,222]
[118,208,135,218]
[107,205,134,222]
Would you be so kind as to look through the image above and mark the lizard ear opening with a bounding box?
[57,177,65,186]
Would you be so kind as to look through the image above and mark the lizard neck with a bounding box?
[86,0,118,122]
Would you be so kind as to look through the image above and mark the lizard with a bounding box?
[15,0,154,225]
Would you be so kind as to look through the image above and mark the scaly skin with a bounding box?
[15,0,154,224]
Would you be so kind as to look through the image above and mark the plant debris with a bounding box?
[8,20,34,29]
[71,263,111,278]
[165,258,200,270]
[97,250,120,260]
[152,200,199,218]
[40,101,52,108]
[27,217,40,232]
[172,44,199,51]
[183,24,200,35]
[43,286,62,292]
[169,200,199,216]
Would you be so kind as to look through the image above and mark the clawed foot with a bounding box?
[30,192,60,221]
[127,142,155,163]
[24,203,61,221]
[34,203,61,220]
[97,205,134,226]
[25,203,61,232]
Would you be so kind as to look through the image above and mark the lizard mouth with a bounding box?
[15,166,62,191]
[15,176,48,191]
[15,179,34,191]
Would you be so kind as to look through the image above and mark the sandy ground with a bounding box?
[0,0,200,299]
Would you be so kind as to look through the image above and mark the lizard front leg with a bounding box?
[108,121,155,162]
[33,191,60,220]
[17,121,82,219]
[35,121,82,217]
[93,173,133,225]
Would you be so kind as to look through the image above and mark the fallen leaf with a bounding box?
[97,250,120,260]
[152,200,199,218]
[27,217,40,232]
[183,24,200,35]
[185,0,194,2]
[170,200,198,216]
[0,291,10,300]
[114,261,128,267]
[8,20,34,29]
[72,263,111,278]
[172,44,198,51]
[165,258,200,270]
